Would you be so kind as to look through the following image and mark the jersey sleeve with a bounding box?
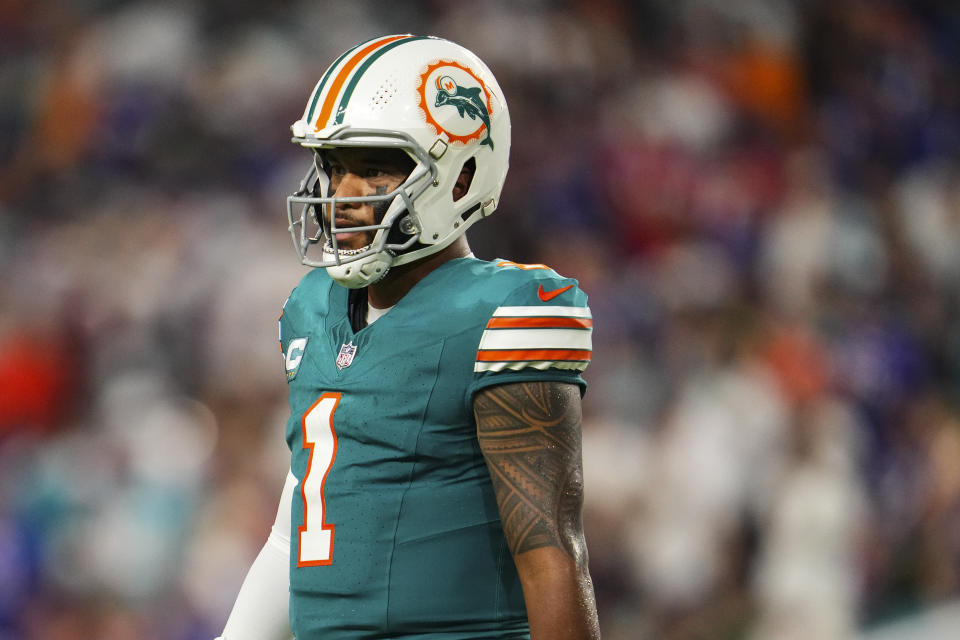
[467,270,592,398]
[278,296,298,381]
[278,296,289,355]
[278,286,310,383]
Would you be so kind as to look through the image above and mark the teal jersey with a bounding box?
[277,257,592,639]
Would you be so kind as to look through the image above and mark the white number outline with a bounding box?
[297,392,340,566]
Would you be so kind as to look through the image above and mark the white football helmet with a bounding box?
[286,34,511,288]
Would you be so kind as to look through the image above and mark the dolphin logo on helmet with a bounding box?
[433,75,494,149]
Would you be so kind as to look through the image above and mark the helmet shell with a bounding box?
[287,35,511,286]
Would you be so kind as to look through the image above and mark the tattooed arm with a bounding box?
[473,381,601,640]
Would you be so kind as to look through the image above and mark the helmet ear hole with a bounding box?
[452,157,476,202]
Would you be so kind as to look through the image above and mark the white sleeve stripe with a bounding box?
[479,328,593,351]
[492,305,591,318]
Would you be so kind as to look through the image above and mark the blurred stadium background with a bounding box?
[2,0,960,638]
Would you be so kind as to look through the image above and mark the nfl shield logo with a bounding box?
[336,341,357,370]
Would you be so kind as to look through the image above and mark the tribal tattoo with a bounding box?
[473,381,588,565]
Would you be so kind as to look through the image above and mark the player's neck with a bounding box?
[368,236,472,309]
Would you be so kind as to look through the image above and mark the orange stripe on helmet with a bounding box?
[313,35,410,131]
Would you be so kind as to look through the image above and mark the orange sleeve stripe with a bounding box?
[485,317,593,329]
[314,35,409,130]
[476,349,592,362]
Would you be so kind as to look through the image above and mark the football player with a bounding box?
[216,35,600,640]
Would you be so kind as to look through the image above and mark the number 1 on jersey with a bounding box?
[298,392,340,566]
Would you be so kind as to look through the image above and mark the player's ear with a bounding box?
[452,157,476,202]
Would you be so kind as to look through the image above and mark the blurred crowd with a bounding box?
[2,1,960,639]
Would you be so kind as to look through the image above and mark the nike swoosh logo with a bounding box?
[538,284,574,302]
